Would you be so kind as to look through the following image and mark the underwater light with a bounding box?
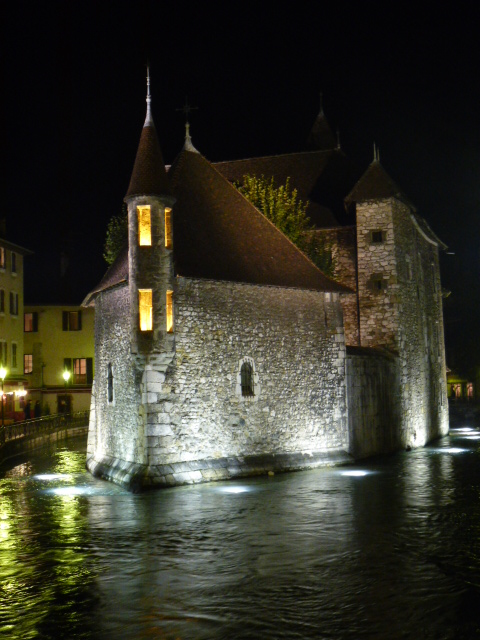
[439,448,467,454]
[451,428,474,433]
[341,470,369,477]
[49,486,93,496]
[465,435,480,440]
[220,486,250,494]
[35,474,73,481]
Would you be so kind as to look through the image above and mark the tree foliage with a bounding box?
[103,203,128,265]
[235,174,335,277]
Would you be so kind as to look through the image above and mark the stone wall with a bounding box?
[314,227,359,346]
[88,278,350,488]
[346,347,400,458]
[354,198,449,447]
[147,279,348,466]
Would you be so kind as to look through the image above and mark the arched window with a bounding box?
[107,363,114,404]
[240,361,254,397]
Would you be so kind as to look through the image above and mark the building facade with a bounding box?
[23,304,94,415]
[0,228,32,420]
[84,86,448,490]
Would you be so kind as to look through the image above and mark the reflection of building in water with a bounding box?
[84,76,449,490]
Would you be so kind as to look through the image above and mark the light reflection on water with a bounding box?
[1,430,480,639]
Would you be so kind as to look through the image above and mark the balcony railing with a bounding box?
[0,411,89,446]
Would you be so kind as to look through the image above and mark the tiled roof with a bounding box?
[306,111,337,150]
[169,150,350,293]
[345,160,412,206]
[82,245,128,306]
[215,149,357,228]
[125,123,171,199]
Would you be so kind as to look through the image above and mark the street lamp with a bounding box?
[63,370,71,389]
[0,366,7,434]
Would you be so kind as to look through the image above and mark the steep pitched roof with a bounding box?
[345,160,412,207]
[125,122,171,199]
[215,149,357,227]
[169,150,350,293]
[82,245,128,306]
[306,111,338,151]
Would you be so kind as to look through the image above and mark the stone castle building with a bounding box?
[84,81,449,490]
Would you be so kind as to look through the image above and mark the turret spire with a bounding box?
[144,66,153,127]
[176,97,199,153]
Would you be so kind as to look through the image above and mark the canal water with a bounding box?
[1,425,480,640]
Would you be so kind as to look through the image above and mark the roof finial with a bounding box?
[373,142,377,162]
[176,97,199,152]
[336,128,341,150]
[144,65,153,127]
[319,91,324,116]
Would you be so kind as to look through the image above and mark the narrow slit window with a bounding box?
[107,363,114,403]
[166,290,174,333]
[139,289,153,331]
[241,362,254,397]
[165,207,172,249]
[138,205,152,246]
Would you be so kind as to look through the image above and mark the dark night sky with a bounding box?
[1,2,479,368]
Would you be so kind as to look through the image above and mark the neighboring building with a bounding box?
[84,80,448,491]
[23,304,94,414]
[0,226,32,420]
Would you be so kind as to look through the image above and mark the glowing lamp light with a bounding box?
[0,367,6,382]
[341,470,369,477]
[63,370,71,384]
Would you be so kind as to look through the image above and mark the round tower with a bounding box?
[124,70,176,354]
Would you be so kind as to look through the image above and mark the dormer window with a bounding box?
[139,289,153,331]
[165,208,172,249]
[138,205,152,246]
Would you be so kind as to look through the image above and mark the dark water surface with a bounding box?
[1,425,480,640]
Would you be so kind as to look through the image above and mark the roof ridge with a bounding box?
[214,149,335,166]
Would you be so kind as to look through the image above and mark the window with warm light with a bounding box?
[0,247,5,269]
[139,289,153,331]
[165,208,172,248]
[166,290,174,332]
[24,354,33,374]
[24,312,38,332]
[138,205,152,246]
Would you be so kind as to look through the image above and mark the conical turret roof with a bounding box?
[306,109,337,151]
[125,72,171,199]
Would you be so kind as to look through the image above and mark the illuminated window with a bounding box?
[0,289,4,313]
[24,312,38,332]
[139,289,153,331]
[0,247,5,269]
[9,292,18,315]
[62,310,82,331]
[138,205,152,246]
[107,363,114,403]
[166,290,174,332]
[63,357,93,384]
[11,252,17,273]
[24,354,33,374]
[11,343,17,369]
[165,207,172,249]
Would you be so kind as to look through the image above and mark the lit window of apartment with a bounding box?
[138,205,152,246]
[9,291,18,316]
[166,290,174,332]
[24,312,38,332]
[24,354,33,374]
[63,357,93,385]
[0,289,4,313]
[11,343,17,370]
[165,208,172,249]
[139,289,153,331]
[62,310,82,331]
[0,247,5,269]
[11,252,17,274]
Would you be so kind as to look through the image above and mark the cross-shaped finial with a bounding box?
[176,97,198,123]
